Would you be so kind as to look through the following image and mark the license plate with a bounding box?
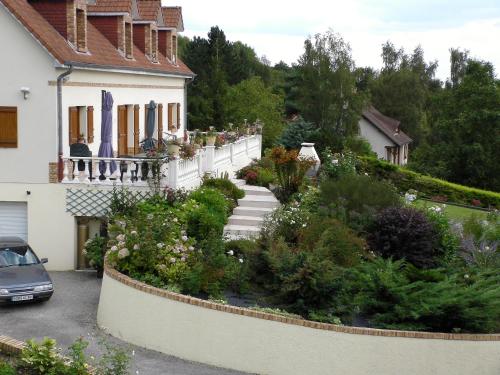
[12,295,33,302]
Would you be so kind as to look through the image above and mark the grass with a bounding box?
[413,199,490,221]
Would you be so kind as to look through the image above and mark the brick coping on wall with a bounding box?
[0,335,25,355]
[104,263,500,342]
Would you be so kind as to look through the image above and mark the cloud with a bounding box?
[175,0,500,81]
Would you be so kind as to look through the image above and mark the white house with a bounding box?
[0,0,261,271]
[359,106,412,165]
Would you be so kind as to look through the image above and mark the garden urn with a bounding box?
[167,143,181,157]
[299,142,321,177]
[206,135,216,146]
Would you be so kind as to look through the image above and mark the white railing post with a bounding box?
[83,159,91,183]
[256,134,263,159]
[168,158,179,189]
[123,161,132,185]
[230,143,235,165]
[205,145,215,177]
[62,158,70,182]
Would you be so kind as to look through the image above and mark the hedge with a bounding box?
[357,156,500,209]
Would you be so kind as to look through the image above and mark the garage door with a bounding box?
[0,202,27,240]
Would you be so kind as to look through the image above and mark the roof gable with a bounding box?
[161,6,183,31]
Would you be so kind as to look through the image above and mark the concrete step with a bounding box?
[228,215,265,226]
[238,195,280,209]
[223,225,261,239]
[240,185,274,196]
[231,179,246,187]
[233,206,274,217]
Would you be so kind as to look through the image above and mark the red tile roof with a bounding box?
[136,0,161,22]
[0,0,193,77]
[161,6,183,30]
[362,107,412,146]
[88,0,132,14]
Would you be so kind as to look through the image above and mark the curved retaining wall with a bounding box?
[97,266,500,375]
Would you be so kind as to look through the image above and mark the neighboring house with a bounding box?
[359,107,412,165]
[0,0,261,271]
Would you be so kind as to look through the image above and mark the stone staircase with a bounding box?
[224,179,280,239]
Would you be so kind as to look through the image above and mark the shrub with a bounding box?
[189,187,230,217]
[320,174,402,232]
[20,338,66,374]
[320,148,357,180]
[202,177,245,209]
[0,361,15,375]
[262,201,312,245]
[300,218,366,268]
[350,258,500,333]
[368,207,441,268]
[84,235,107,272]
[358,156,500,209]
[269,146,315,203]
[343,136,376,157]
[423,207,460,264]
[236,163,276,188]
[279,116,319,150]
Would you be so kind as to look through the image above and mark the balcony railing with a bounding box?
[61,135,262,189]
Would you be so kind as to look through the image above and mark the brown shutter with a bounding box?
[134,105,140,154]
[157,103,163,142]
[0,107,18,148]
[168,103,174,130]
[69,107,79,145]
[176,103,181,130]
[87,106,94,143]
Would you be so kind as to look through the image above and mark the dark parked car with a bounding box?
[0,237,53,304]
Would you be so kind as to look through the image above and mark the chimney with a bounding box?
[31,0,87,52]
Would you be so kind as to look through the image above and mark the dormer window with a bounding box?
[125,22,133,59]
[76,8,87,52]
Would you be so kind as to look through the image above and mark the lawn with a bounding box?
[413,199,490,221]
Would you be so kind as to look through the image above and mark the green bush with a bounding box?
[189,187,231,217]
[20,337,66,374]
[202,177,245,209]
[320,174,402,232]
[368,207,442,268]
[187,188,230,241]
[350,258,500,333]
[279,116,319,150]
[0,361,15,375]
[358,156,500,209]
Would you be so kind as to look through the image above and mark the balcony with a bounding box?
[61,134,262,190]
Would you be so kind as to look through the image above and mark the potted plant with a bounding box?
[180,143,196,159]
[206,128,217,146]
[167,138,182,157]
[83,236,107,278]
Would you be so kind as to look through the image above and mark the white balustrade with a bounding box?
[60,135,262,189]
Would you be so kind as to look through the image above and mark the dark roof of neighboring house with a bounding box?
[162,6,183,31]
[362,106,412,146]
[0,0,193,77]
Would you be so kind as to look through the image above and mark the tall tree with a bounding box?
[369,42,440,145]
[295,30,367,150]
[411,59,500,191]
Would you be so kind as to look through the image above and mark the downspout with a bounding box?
[184,76,194,133]
[56,65,73,181]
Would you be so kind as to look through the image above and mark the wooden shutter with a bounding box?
[168,103,174,130]
[157,103,163,142]
[117,105,128,156]
[87,106,94,143]
[0,107,17,148]
[134,105,140,154]
[69,107,79,145]
[176,103,181,129]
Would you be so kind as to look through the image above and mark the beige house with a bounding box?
[359,107,412,165]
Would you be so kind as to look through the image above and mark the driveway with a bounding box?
[0,272,250,375]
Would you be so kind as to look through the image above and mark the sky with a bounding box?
[171,0,500,82]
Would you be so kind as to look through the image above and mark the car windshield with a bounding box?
[0,246,39,267]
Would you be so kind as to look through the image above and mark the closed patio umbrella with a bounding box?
[143,100,157,151]
[98,91,117,175]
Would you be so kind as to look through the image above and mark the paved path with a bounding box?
[0,271,250,375]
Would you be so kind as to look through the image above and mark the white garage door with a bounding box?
[0,202,28,240]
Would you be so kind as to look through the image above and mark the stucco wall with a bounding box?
[0,4,58,184]
[359,117,395,161]
[98,270,500,375]
[0,183,75,271]
[60,70,186,157]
